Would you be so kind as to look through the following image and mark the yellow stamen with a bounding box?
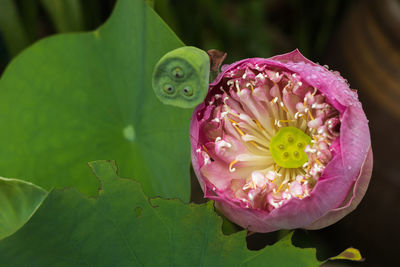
[305,164,311,172]
[228,111,241,118]
[229,118,248,137]
[254,119,265,131]
[202,145,211,157]
[280,102,289,113]
[248,140,267,150]
[279,119,295,123]
[315,158,322,165]
[312,87,317,96]
[234,125,245,136]
[229,118,239,124]
[270,117,277,130]
[242,182,252,191]
[276,183,285,193]
[235,80,241,93]
[308,110,315,120]
[237,122,267,149]
[229,159,238,172]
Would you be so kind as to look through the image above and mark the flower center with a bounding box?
[197,62,341,211]
[270,127,311,168]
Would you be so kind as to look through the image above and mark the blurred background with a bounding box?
[1,0,399,266]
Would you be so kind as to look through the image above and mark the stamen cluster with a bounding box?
[196,62,340,211]
[190,50,372,233]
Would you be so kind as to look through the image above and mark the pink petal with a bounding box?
[191,50,372,232]
[305,146,373,229]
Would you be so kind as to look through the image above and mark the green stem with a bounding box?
[0,0,30,57]
[40,0,84,32]
[277,229,292,240]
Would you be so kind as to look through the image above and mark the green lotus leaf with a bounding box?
[0,160,320,266]
[0,0,191,200]
[0,177,47,240]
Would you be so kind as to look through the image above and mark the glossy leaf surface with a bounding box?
[0,177,47,240]
[0,161,320,266]
[0,0,191,200]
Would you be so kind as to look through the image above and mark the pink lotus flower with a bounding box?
[190,50,372,233]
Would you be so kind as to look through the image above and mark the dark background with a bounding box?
[1,0,399,266]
